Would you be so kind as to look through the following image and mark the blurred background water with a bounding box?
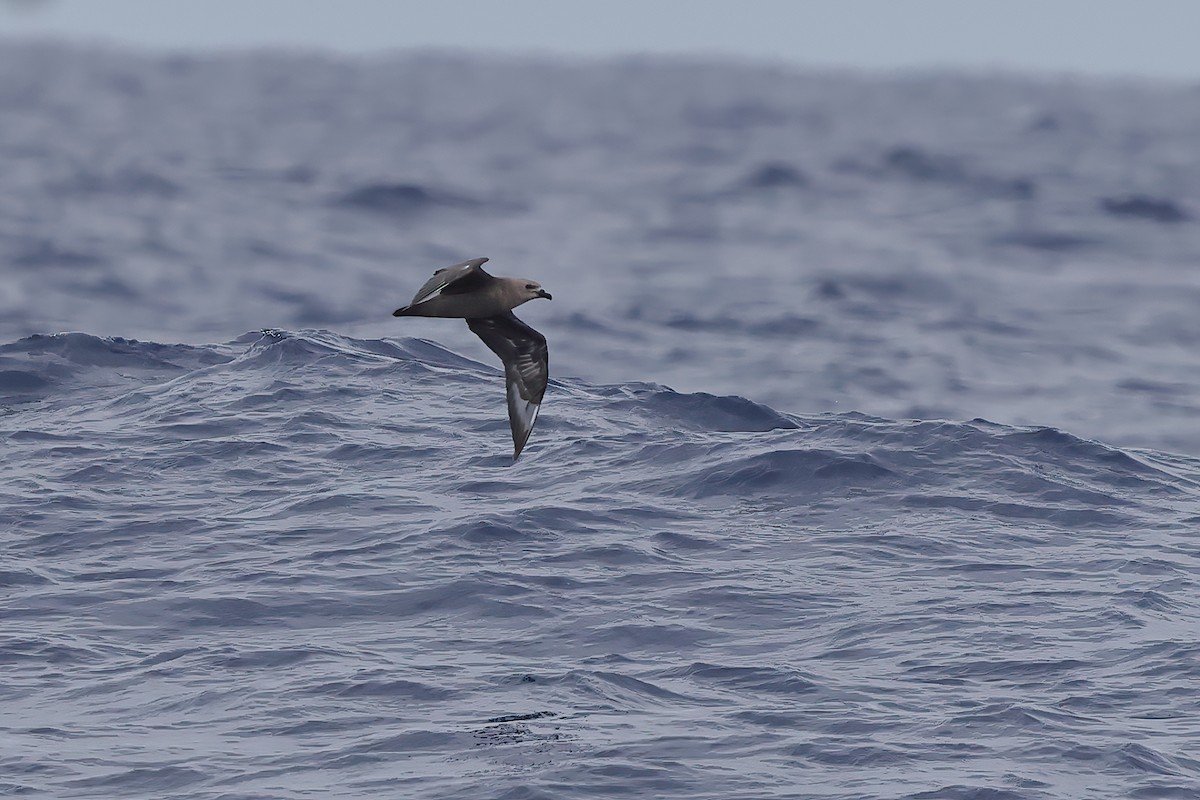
[2,4,1200,799]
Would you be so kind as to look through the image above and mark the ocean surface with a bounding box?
[2,43,1200,799]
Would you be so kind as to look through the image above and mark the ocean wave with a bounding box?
[5,42,1200,798]
[3,328,1199,797]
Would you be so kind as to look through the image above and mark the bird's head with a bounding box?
[521,280,552,302]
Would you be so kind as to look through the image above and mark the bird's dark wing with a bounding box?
[404,257,492,309]
[467,312,549,460]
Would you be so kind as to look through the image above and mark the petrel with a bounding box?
[393,257,551,460]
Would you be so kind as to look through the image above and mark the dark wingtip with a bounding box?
[392,307,407,317]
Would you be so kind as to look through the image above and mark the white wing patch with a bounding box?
[506,379,541,460]
[410,278,451,306]
[408,258,489,306]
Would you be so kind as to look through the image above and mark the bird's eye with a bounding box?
[526,284,537,290]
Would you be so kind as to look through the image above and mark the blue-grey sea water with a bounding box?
[2,43,1200,799]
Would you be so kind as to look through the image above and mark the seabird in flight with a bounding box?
[393,257,551,460]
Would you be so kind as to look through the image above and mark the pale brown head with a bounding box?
[516,279,552,305]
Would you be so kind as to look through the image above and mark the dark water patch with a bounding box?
[991,229,1097,252]
[1119,589,1175,612]
[325,441,408,463]
[900,493,1131,528]
[207,647,324,670]
[684,99,789,129]
[558,311,620,334]
[904,786,1029,800]
[650,530,720,551]
[2,332,216,371]
[666,142,731,165]
[154,420,250,440]
[623,388,800,432]
[171,596,279,628]
[70,567,175,583]
[541,543,662,570]
[64,766,208,792]
[743,161,808,189]
[663,314,741,333]
[513,504,613,535]
[0,638,103,666]
[364,580,547,620]
[784,741,913,767]
[455,478,522,495]
[218,164,316,184]
[1129,786,1200,799]
[1118,378,1189,397]
[731,161,809,193]
[813,456,894,480]
[912,661,1089,686]
[281,490,393,514]
[0,569,52,588]
[230,331,486,385]
[265,718,371,736]
[1117,743,1193,777]
[136,647,204,669]
[880,146,967,182]
[575,668,713,705]
[182,438,287,459]
[923,313,1029,337]
[731,708,809,729]
[1000,426,1196,496]
[664,312,819,338]
[584,622,715,654]
[486,711,557,724]
[334,182,484,216]
[680,584,836,617]
[231,385,309,409]
[677,448,894,497]
[0,781,38,797]
[0,370,49,393]
[838,145,1035,200]
[813,278,847,300]
[376,335,492,371]
[309,676,456,701]
[233,330,351,367]
[355,728,460,753]
[472,721,562,749]
[745,314,820,337]
[62,168,182,198]
[1101,195,1191,224]
[978,174,1036,200]
[449,519,556,545]
[823,271,954,304]
[666,662,820,695]
[10,241,105,269]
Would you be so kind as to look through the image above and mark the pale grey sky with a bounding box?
[1,0,1197,80]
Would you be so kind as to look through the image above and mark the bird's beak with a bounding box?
[538,289,552,300]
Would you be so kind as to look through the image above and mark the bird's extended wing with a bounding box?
[405,257,492,308]
[467,312,549,460]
